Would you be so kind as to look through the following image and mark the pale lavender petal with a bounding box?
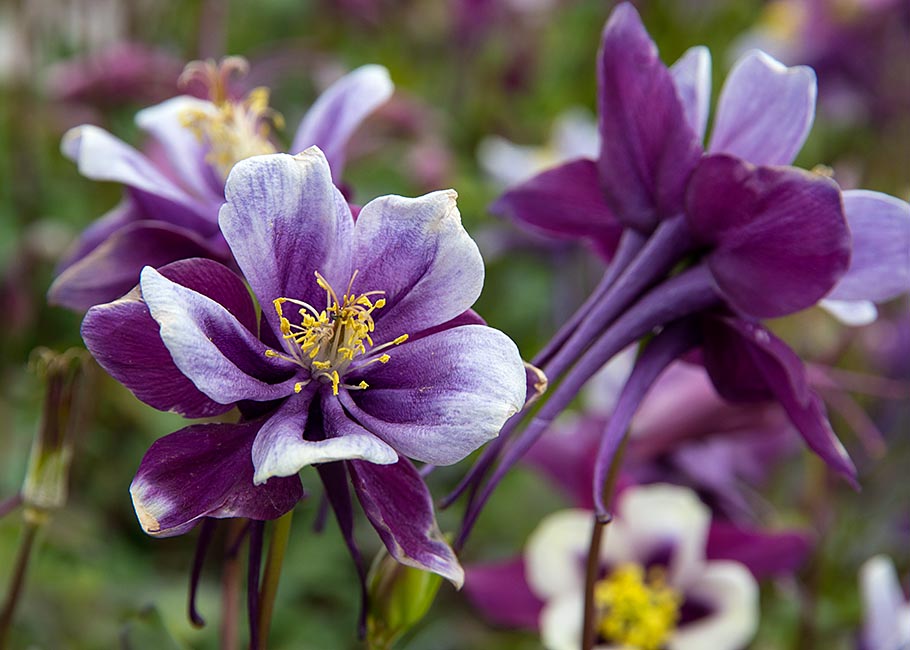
[670,46,712,142]
[219,149,354,337]
[351,190,484,343]
[81,258,258,418]
[129,419,303,537]
[596,3,702,231]
[687,155,849,318]
[341,325,526,466]
[250,394,397,485]
[464,559,543,629]
[860,555,910,650]
[49,221,220,310]
[140,266,298,404]
[61,124,212,218]
[826,190,910,303]
[136,95,224,200]
[709,50,816,166]
[290,65,393,180]
[348,456,464,587]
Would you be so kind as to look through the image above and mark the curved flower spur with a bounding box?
[50,58,394,311]
[81,147,527,591]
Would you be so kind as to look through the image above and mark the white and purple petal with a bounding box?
[219,149,354,337]
[129,419,303,537]
[81,258,258,417]
[290,64,393,181]
[687,154,850,318]
[670,46,712,143]
[250,393,397,485]
[351,190,484,342]
[348,456,464,587]
[341,325,526,466]
[709,50,816,166]
[140,266,298,404]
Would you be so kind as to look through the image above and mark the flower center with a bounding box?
[266,271,408,395]
[178,57,283,180]
[594,563,682,650]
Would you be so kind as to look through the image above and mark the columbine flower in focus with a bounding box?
[50,57,393,311]
[81,147,527,585]
[466,484,762,650]
[859,555,910,650]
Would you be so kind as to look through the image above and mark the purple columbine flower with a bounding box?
[81,147,527,585]
[50,57,394,311]
[450,3,859,543]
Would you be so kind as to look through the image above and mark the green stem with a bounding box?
[256,510,294,650]
[221,520,246,650]
[581,435,629,650]
[0,517,41,650]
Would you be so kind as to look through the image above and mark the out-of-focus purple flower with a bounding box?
[81,149,527,584]
[859,555,910,650]
[50,58,394,311]
[467,485,767,650]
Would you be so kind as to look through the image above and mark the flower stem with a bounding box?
[0,516,41,650]
[257,510,294,650]
[221,519,247,650]
[581,436,628,650]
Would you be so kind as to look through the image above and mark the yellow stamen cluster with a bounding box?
[178,57,284,180]
[266,271,408,395]
[594,563,682,650]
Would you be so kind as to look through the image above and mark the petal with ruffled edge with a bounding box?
[464,559,544,629]
[669,561,759,650]
[49,221,221,311]
[701,316,857,486]
[219,149,354,339]
[340,325,526,466]
[136,95,224,201]
[348,456,464,587]
[687,154,849,319]
[709,51,816,166]
[82,258,259,418]
[129,419,303,537]
[62,124,213,226]
[290,65,393,181]
[826,190,910,303]
[140,266,298,404]
[490,159,623,257]
[250,392,397,485]
[596,3,702,231]
[670,46,712,143]
[350,190,484,344]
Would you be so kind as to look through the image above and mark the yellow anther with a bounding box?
[378,354,391,364]
[357,381,369,389]
[392,334,409,345]
[265,349,279,358]
[330,371,340,396]
[294,382,306,393]
[373,298,386,309]
[594,563,681,650]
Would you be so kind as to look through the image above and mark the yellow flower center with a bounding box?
[266,271,408,395]
[178,57,284,180]
[594,563,682,650]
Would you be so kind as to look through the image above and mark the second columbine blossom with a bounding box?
[82,147,528,584]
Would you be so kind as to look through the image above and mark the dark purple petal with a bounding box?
[687,155,850,318]
[709,51,816,166]
[342,325,526,466]
[81,258,259,417]
[351,191,484,345]
[702,316,857,485]
[490,158,622,255]
[219,150,354,339]
[290,65,393,181]
[669,46,712,142]
[49,221,221,311]
[826,190,910,303]
[251,392,397,485]
[464,559,543,629]
[596,2,702,231]
[706,523,812,579]
[129,419,303,538]
[348,456,464,587]
[55,200,141,272]
[140,266,298,404]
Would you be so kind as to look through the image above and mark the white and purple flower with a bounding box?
[859,555,910,650]
[81,147,527,585]
[50,58,394,311]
